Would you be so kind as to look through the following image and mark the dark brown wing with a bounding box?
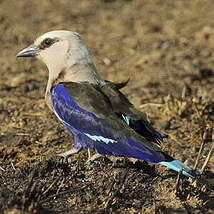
[64,81,163,144]
[97,82,163,144]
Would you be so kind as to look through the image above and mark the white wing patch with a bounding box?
[85,133,117,144]
[52,105,117,144]
[122,114,130,125]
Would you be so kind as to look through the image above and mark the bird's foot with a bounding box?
[57,148,81,163]
[86,153,103,163]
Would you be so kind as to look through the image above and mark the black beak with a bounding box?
[16,44,40,57]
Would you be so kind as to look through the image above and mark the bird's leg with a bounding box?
[87,149,91,159]
[57,147,81,159]
[86,148,102,163]
[86,152,103,163]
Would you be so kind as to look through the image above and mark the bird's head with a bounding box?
[16,30,104,89]
[16,30,94,73]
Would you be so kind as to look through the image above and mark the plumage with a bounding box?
[51,82,197,178]
[51,83,163,160]
[16,30,199,178]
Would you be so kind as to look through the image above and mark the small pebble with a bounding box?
[199,68,213,78]
[20,81,37,93]
[160,120,171,130]
[103,57,111,66]
[0,84,12,91]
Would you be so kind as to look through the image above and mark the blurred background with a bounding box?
[0,0,213,213]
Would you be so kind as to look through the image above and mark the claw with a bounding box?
[57,148,81,164]
[57,148,81,158]
[86,153,103,163]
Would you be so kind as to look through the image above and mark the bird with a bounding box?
[16,30,199,178]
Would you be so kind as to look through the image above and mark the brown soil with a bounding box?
[0,0,213,213]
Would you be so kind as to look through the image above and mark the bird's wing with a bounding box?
[50,82,166,163]
[104,79,130,90]
[98,82,163,144]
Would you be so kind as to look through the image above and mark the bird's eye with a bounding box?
[40,38,55,49]
[44,38,53,46]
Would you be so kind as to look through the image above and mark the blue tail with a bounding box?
[160,159,199,178]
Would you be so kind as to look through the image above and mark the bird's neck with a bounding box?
[61,63,104,84]
[45,62,105,109]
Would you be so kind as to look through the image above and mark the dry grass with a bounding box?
[0,0,213,213]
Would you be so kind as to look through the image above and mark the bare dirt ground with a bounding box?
[0,0,214,213]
